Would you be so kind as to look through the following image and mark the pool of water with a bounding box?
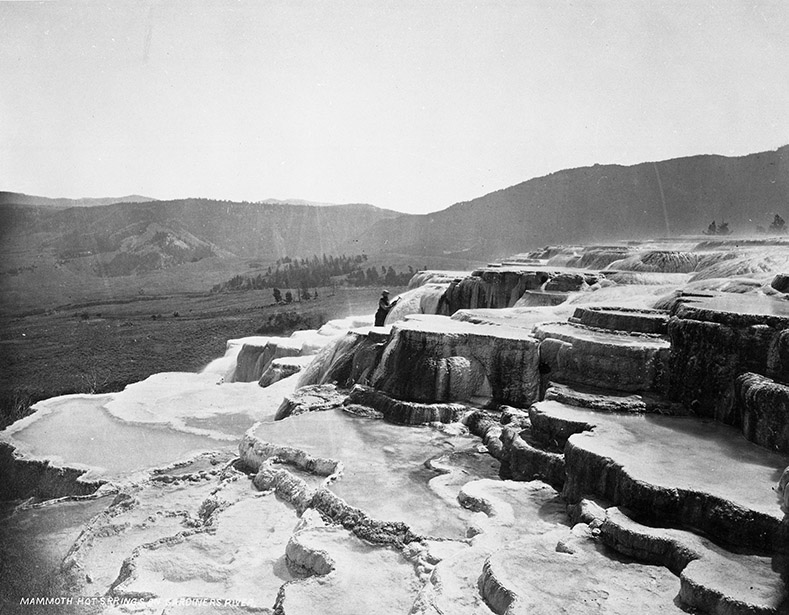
[540,401,789,516]
[249,410,500,539]
[11,397,233,480]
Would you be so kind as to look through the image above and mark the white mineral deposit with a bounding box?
[2,238,788,614]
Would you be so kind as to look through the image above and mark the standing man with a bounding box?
[375,289,398,326]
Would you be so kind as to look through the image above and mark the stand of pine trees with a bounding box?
[210,254,416,294]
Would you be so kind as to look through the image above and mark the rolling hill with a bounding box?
[0,197,404,270]
[349,146,789,261]
[0,197,405,312]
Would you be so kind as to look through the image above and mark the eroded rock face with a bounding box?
[371,317,540,406]
[667,296,789,431]
[736,373,789,453]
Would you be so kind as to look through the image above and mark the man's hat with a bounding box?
[382,289,389,295]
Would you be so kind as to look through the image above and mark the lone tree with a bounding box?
[272,288,282,303]
[284,290,293,303]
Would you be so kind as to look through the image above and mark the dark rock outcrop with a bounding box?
[772,274,789,294]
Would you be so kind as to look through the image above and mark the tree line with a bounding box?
[210,253,416,295]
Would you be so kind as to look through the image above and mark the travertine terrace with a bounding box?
[1,236,788,614]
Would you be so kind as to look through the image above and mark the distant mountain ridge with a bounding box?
[0,192,157,208]
[2,144,787,303]
[257,198,378,208]
[348,145,789,260]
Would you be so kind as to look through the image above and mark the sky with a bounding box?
[1,0,788,214]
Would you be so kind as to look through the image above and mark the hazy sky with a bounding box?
[2,0,788,214]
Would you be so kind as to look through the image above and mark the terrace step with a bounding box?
[529,399,789,554]
[499,425,565,489]
[570,306,670,335]
[479,530,685,614]
[533,321,670,393]
[544,382,687,415]
[600,507,788,615]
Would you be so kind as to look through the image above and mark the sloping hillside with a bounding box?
[0,197,405,312]
[0,198,404,269]
[351,146,789,261]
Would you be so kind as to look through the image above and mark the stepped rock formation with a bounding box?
[1,236,789,614]
[667,296,789,432]
[371,316,540,406]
